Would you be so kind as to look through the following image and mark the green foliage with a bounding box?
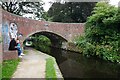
[76,2,120,63]
[31,35,51,53]
[2,59,20,79]
[46,57,57,79]
[48,2,96,23]
[0,64,2,80]
[32,35,51,46]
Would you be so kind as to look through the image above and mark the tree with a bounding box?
[76,2,120,63]
[48,2,96,23]
[1,0,22,15]
[0,0,45,20]
[20,2,44,20]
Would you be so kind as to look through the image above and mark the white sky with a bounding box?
[42,0,54,11]
[109,0,120,7]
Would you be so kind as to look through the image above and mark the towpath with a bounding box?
[12,48,49,79]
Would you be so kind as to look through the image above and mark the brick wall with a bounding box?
[0,8,2,62]
[2,10,85,43]
[3,50,18,60]
[2,9,85,60]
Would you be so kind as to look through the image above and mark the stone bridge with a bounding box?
[0,9,85,60]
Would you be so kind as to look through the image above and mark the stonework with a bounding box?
[2,9,85,60]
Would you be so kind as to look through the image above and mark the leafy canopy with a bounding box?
[0,0,45,20]
[48,2,96,23]
[76,2,120,63]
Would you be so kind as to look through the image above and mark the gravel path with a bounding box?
[12,48,49,78]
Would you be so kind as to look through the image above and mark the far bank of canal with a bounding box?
[30,45,120,79]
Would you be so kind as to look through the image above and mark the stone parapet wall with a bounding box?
[3,51,18,60]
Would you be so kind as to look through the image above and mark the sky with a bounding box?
[109,0,120,7]
[42,0,55,11]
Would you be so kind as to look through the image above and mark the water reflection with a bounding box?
[36,45,120,79]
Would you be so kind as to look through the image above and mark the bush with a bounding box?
[76,2,120,63]
[30,35,51,53]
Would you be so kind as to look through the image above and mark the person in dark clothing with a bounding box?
[8,38,17,50]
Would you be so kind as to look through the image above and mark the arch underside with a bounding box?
[25,31,68,48]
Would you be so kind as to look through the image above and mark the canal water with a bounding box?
[36,45,120,79]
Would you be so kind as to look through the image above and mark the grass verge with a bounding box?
[0,63,2,80]
[2,59,20,80]
[46,57,57,80]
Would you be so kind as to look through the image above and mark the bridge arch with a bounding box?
[23,30,67,42]
[23,30,68,48]
[2,9,85,60]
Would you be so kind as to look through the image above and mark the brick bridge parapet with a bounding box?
[1,9,85,60]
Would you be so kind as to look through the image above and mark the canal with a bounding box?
[50,47,120,79]
[31,44,120,79]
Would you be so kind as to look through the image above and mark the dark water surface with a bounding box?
[37,46,120,79]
